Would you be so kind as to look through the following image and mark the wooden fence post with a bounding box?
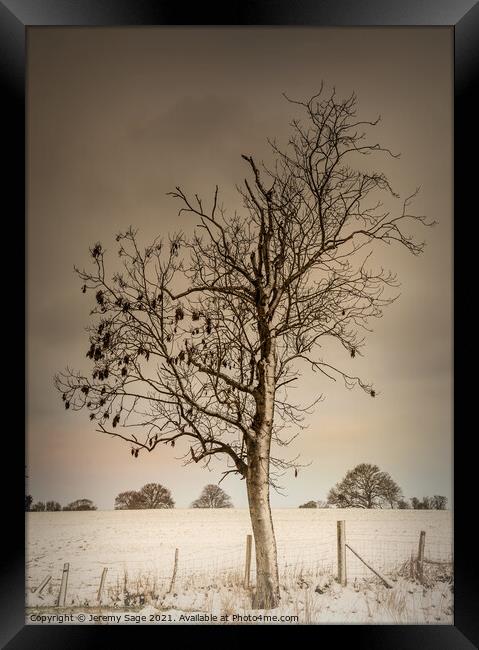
[167,548,179,594]
[417,530,426,580]
[345,544,394,589]
[337,520,347,586]
[32,574,51,595]
[244,534,252,588]
[97,567,108,604]
[57,562,69,607]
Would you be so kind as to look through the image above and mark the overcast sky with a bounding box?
[27,27,452,510]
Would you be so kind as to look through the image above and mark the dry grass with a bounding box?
[26,556,453,624]
[106,569,162,608]
[392,554,453,589]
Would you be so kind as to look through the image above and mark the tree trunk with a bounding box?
[246,361,280,610]
[246,435,280,609]
[246,289,280,609]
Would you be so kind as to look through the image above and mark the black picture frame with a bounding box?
[3,1,477,647]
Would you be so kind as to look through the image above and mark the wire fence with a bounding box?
[26,524,453,609]
[344,536,452,581]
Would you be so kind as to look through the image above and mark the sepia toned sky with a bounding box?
[27,27,452,510]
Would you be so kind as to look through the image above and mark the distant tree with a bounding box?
[397,498,410,509]
[327,463,403,509]
[421,496,432,510]
[114,490,143,510]
[410,496,430,509]
[63,498,97,511]
[114,484,174,509]
[299,500,318,508]
[410,495,447,510]
[31,501,46,512]
[382,478,403,508]
[138,483,175,509]
[45,501,62,511]
[191,484,233,508]
[25,495,33,511]
[316,500,330,509]
[432,495,447,510]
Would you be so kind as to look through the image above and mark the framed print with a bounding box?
[2,0,477,647]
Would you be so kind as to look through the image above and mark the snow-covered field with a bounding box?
[26,509,453,624]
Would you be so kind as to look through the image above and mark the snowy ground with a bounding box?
[26,509,453,624]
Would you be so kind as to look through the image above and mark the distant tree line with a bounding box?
[299,464,448,510]
[408,495,447,510]
[114,483,233,509]
[26,482,235,511]
[25,496,97,511]
[63,499,97,511]
[299,500,330,509]
[26,482,236,512]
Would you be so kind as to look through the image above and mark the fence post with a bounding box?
[417,530,426,580]
[244,534,252,588]
[337,520,347,586]
[167,548,179,594]
[32,574,51,594]
[97,567,108,604]
[57,562,69,607]
[345,543,393,589]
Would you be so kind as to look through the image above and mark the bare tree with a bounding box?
[45,500,62,511]
[138,483,175,509]
[114,490,143,510]
[115,483,174,509]
[410,496,433,510]
[56,87,430,608]
[327,463,403,509]
[191,484,233,508]
[63,499,97,511]
[424,496,432,509]
[382,477,404,508]
[410,495,447,510]
[432,495,447,510]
